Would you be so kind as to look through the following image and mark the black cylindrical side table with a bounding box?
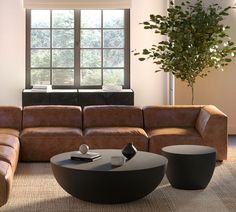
[161,145,216,190]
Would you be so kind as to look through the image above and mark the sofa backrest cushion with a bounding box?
[23,105,82,128]
[143,106,202,129]
[83,105,143,128]
[0,106,22,130]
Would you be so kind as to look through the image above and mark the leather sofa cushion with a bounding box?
[84,127,148,151]
[83,105,144,128]
[147,127,203,154]
[20,127,83,161]
[0,161,13,207]
[20,127,83,139]
[23,105,82,128]
[0,106,22,130]
[0,146,17,172]
[143,106,201,129]
[0,129,19,137]
[148,127,201,137]
[84,127,147,136]
[0,135,20,152]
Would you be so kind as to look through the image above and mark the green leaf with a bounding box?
[142,49,150,55]
[225,58,232,62]
[138,58,146,61]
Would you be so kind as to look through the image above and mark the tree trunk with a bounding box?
[191,85,194,105]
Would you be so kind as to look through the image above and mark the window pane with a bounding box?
[31,30,50,48]
[103,30,124,48]
[52,10,74,28]
[31,69,50,85]
[103,10,124,28]
[52,50,74,67]
[81,69,101,86]
[31,10,50,28]
[81,10,101,28]
[81,30,101,48]
[103,69,124,85]
[103,49,124,67]
[31,50,50,67]
[52,30,74,48]
[80,49,101,67]
[52,69,74,85]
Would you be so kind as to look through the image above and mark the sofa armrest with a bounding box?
[0,161,13,207]
[195,105,228,160]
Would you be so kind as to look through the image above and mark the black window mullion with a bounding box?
[124,9,130,89]
[26,9,31,88]
[101,10,104,87]
[50,10,53,86]
[75,10,80,88]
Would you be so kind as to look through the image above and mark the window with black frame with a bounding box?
[26,9,130,89]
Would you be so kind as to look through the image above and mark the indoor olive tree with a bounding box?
[134,0,236,104]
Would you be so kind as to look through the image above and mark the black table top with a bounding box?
[162,145,216,155]
[50,149,167,172]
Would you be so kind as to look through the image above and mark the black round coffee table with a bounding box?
[161,145,216,190]
[50,149,167,203]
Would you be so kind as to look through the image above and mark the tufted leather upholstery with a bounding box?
[143,105,227,160]
[0,106,21,207]
[20,106,83,161]
[83,106,148,151]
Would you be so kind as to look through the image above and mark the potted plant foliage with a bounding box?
[134,0,236,104]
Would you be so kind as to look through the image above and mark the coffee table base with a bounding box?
[51,164,166,203]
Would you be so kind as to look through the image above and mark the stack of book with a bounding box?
[71,151,101,162]
[32,85,52,92]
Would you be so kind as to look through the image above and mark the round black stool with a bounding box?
[161,145,216,190]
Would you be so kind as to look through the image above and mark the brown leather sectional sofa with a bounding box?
[0,104,227,206]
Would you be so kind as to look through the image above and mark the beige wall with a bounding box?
[175,0,236,134]
[0,0,169,107]
[0,0,25,106]
[131,0,168,106]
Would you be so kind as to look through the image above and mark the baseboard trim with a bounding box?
[228,125,236,135]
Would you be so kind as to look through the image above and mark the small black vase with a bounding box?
[122,143,137,160]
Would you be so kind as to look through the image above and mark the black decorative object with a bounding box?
[122,143,137,160]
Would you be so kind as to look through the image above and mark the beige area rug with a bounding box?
[228,146,236,162]
[1,148,236,212]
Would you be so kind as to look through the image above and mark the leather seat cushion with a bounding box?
[0,161,13,207]
[148,127,203,154]
[84,127,148,151]
[84,127,147,136]
[20,127,83,139]
[0,135,20,150]
[0,129,19,137]
[0,146,17,172]
[20,127,83,162]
